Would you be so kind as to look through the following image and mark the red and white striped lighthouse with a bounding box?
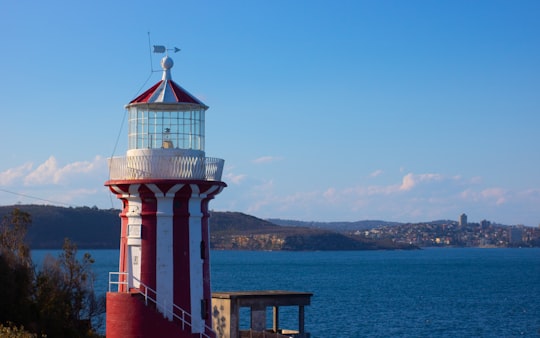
[105,55,225,338]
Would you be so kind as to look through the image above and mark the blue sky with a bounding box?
[1,1,539,226]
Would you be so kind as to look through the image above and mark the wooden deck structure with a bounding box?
[212,291,313,338]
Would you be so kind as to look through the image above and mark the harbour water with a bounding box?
[32,248,540,337]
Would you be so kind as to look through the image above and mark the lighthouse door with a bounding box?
[126,223,142,290]
[127,245,141,289]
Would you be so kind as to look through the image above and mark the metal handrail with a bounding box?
[108,272,215,338]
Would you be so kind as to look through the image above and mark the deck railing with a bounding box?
[107,155,224,181]
[109,272,215,338]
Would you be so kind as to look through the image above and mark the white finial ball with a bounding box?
[161,56,174,70]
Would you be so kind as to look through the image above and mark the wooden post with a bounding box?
[299,305,305,334]
[272,306,279,333]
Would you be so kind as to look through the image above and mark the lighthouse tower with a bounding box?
[105,55,225,338]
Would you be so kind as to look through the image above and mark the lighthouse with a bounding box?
[105,54,225,337]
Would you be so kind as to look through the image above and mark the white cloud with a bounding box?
[24,156,106,185]
[519,188,540,200]
[481,188,507,205]
[460,189,478,201]
[24,157,61,185]
[59,187,106,206]
[367,184,401,195]
[0,162,33,185]
[252,156,283,164]
[246,199,270,214]
[461,187,508,205]
[399,173,416,191]
[252,179,275,193]
[232,170,494,222]
[470,176,483,184]
[213,168,540,225]
[370,169,383,177]
[399,173,443,191]
[323,188,338,202]
[0,156,112,208]
[225,173,247,184]
[245,180,274,213]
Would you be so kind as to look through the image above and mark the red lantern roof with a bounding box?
[127,56,207,108]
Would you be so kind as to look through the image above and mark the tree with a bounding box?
[0,209,33,328]
[34,238,105,337]
[0,209,105,337]
[0,323,37,338]
[0,208,32,267]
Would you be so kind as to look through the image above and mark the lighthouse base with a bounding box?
[106,292,215,338]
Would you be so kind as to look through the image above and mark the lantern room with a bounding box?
[107,55,224,182]
[126,56,207,154]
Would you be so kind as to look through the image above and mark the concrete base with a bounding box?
[107,292,215,338]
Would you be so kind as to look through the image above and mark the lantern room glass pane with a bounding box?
[128,107,205,151]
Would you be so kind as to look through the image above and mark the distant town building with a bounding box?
[509,227,523,244]
[480,219,491,228]
[459,213,467,226]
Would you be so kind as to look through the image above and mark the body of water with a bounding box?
[32,248,540,337]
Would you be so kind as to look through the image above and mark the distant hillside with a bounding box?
[210,212,414,250]
[0,205,416,251]
[268,218,403,232]
[0,205,120,249]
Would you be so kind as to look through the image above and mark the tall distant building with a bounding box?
[459,213,467,226]
[509,227,523,244]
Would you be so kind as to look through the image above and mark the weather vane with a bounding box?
[146,32,181,73]
[152,45,181,54]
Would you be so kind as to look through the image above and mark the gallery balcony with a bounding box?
[107,155,224,181]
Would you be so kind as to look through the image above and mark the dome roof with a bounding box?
[127,56,207,109]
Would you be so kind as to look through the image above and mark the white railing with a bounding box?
[109,272,215,338]
[108,155,224,181]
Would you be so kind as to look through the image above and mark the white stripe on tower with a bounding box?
[147,183,184,320]
[188,184,203,332]
[189,184,220,333]
[109,184,143,289]
[126,184,142,289]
